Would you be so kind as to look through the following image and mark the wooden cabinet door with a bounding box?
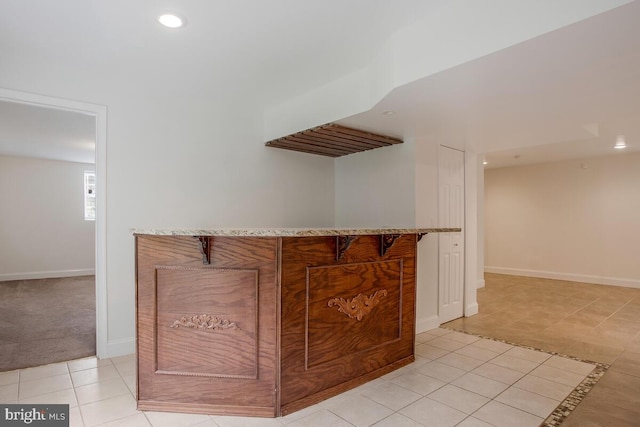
[279,235,416,414]
[136,236,278,417]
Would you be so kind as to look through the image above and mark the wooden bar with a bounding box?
[134,227,457,417]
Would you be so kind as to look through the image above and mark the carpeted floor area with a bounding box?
[0,275,95,371]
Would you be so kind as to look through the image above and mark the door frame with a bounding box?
[0,87,108,358]
[463,149,480,318]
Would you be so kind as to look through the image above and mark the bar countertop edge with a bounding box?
[131,227,461,237]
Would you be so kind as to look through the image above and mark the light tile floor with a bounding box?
[0,328,596,427]
[446,273,640,426]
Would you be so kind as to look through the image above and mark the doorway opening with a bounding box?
[0,88,107,366]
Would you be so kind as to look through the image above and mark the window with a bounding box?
[84,170,96,221]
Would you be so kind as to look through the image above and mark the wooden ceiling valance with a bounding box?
[265,123,403,157]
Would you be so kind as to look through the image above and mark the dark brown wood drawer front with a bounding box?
[136,236,278,417]
[279,235,416,414]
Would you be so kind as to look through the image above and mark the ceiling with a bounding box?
[338,1,640,168]
[0,1,638,168]
[0,0,438,102]
[0,100,95,164]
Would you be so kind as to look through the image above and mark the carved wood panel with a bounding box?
[155,266,258,379]
[136,235,278,416]
[279,235,416,413]
[306,261,402,369]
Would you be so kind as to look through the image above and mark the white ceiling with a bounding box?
[0,0,638,168]
[0,0,437,103]
[0,0,436,164]
[0,101,96,164]
[338,1,640,168]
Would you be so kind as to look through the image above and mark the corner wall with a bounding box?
[484,153,640,287]
[335,138,480,333]
[414,138,440,331]
[334,139,416,228]
[0,155,95,280]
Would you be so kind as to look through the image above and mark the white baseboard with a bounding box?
[465,301,479,317]
[477,279,485,289]
[100,337,136,359]
[0,269,95,282]
[416,315,440,334]
[485,266,640,289]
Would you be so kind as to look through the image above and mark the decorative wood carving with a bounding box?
[336,235,357,260]
[170,314,238,330]
[380,234,400,256]
[327,289,388,321]
[194,236,211,264]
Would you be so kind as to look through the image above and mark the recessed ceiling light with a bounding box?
[614,135,627,149]
[158,13,186,29]
[483,160,488,166]
[382,110,396,115]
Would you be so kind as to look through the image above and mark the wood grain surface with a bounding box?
[136,233,417,417]
[136,236,278,416]
[279,234,416,412]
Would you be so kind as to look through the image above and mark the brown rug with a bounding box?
[0,275,95,371]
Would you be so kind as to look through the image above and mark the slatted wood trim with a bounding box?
[289,134,369,152]
[265,123,403,157]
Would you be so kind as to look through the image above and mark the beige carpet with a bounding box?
[0,275,95,371]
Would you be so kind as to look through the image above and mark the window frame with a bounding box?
[84,170,96,221]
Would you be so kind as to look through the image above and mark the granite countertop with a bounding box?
[131,227,461,237]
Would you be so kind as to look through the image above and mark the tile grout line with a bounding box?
[593,298,634,329]
[542,363,608,427]
[441,325,610,427]
[11,332,620,427]
[445,345,551,422]
[440,326,608,370]
[17,370,21,404]
[417,332,552,424]
[68,361,86,427]
[559,296,604,321]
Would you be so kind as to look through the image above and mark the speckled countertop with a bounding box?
[131,227,461,236]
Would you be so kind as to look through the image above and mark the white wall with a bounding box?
[0,155,95,280]
[335,137,479,332]
[415,138,440,331]
[334,137,441,332]
[335,139,416,228]
[485,153,640,288]
[0,74,336,357]
[110,96,336,356]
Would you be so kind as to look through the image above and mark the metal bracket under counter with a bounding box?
[336,235,357,260]
[194,236,211,264]
[380,234,401,256]
[186,230,458,264]
[336,233,407,260]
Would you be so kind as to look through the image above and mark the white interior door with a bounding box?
[438,146,465,323]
